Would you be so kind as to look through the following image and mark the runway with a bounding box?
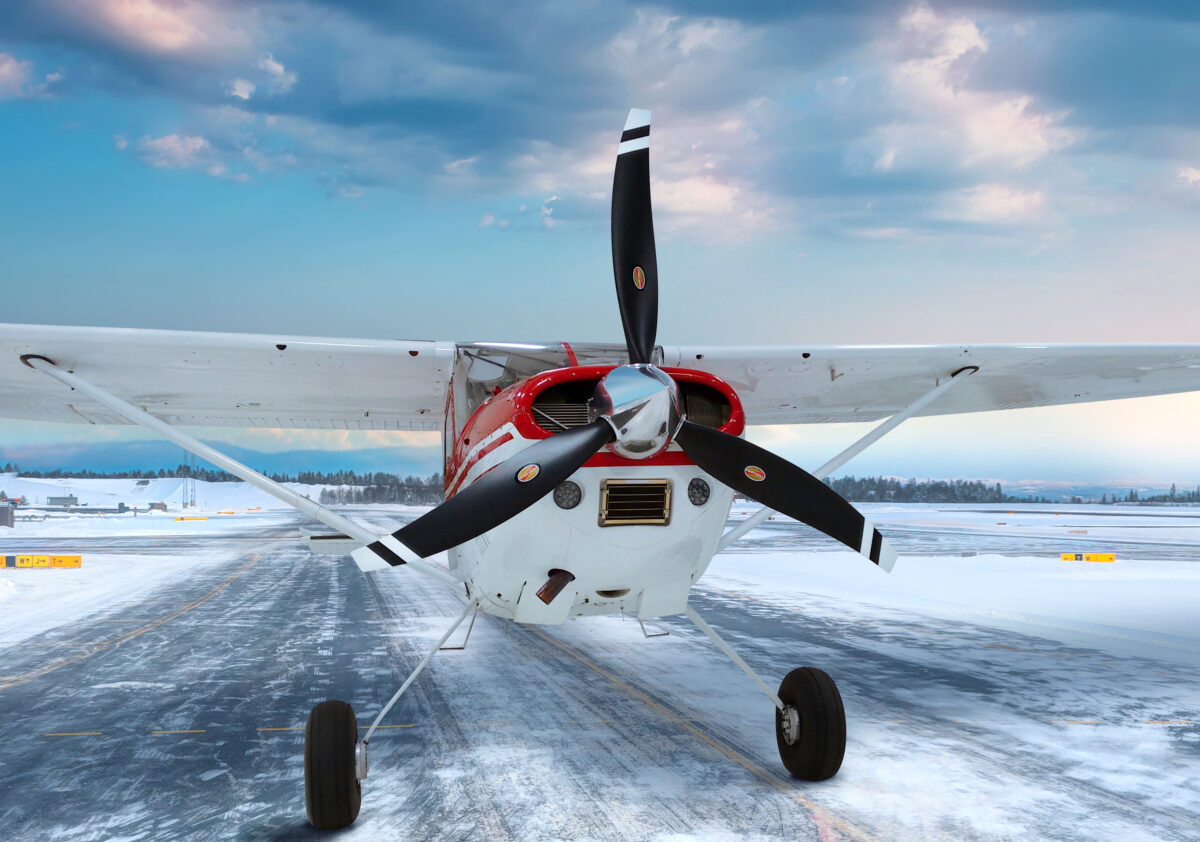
[0,509,1197,840]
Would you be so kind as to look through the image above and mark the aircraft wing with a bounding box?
[0,324,453,430]
[5,325,1200,431]
[662,343,1200,424]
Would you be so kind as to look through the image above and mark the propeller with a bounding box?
[362,107,896,578]
[391,420,614,559]
[674,421,897,571]
[611,108,658,364]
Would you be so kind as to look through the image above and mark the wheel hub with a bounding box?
[780,706,800,746]
[355,741,369,780]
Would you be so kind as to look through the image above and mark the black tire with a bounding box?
[775,667,846,781]
[305,700,361,830]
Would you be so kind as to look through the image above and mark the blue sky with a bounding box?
[2,1,1200,483]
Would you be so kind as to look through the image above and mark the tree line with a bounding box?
[6,463,1200,505]
[821,476,1056,503]
[2,463,445,505]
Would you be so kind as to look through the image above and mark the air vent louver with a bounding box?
[598,479,672,526]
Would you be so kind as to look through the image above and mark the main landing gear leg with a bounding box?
[304,600,478,830]
[683,605,845,781]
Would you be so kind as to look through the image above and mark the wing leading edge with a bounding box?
[0,323,453,430]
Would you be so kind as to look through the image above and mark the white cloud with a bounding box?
[1178,166,1200,188]
[653,176,739,217]
[0,51,62,99]
[881,3,1078,170]
[540,195,559,228]
[78,0,247,55]
[258,52,297,92]
[0,53,33,99]
[952,183,1045,222]
[477,212,496,227]
[136,133,226,176]
[229,78,255,100]
[113,134,128,150]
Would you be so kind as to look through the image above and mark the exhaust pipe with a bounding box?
[536,569,576,605]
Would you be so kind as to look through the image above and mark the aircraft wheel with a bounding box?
[775,667,846,781]
[305,700,361,829]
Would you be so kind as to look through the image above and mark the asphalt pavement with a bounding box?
[0,512,1196,840]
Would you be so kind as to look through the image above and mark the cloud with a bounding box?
[0,51,62,99]
[0,52,32,98]
[951,183,1045,223]
[1178,166,1200,188]
[882,3,1078,169]
[3,0,1192,247]
[113,133,128,149]
[229,78,255,99]
[257,52,296,92]
[135,133,227,176]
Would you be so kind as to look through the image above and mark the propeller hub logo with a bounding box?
[632,266,646,290]
[517,464,541,483]
[744,465,766,482]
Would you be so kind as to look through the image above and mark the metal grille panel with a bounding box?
[531,402,592,430]
[598,479,672,526]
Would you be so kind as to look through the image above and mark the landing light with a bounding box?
[553,481,583,510]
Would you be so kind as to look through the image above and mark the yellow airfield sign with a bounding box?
[3,555,82,568]
[1061,553,1116,563]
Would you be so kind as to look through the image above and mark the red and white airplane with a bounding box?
[4,109,1200,830]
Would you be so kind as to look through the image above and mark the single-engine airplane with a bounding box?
[4,110,1200,830]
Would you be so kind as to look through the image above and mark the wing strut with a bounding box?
[716,365,979,554]
[18,354,458,588]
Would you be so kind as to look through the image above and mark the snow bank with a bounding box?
[705,549,1200,664]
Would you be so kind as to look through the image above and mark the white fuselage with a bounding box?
[448,459,735,625]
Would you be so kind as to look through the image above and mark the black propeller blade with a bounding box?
[674,421,897,570]
[611,108,659,365]
[389,420,614,559]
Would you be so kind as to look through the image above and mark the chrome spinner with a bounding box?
[589,364,683,460]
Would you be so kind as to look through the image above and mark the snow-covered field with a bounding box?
[1,487,1198,840]
[0,472,341,510]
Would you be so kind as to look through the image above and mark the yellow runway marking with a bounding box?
[364,723,414,730]
[152,729,206,735]
[0,556,261,693]
[44,731,102,737]
[1145,720,1192,725]
[530,627,874,842]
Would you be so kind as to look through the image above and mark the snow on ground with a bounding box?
[720,501,1200,664]
[0,474,349,510]
[0,550,231,646]
[706,551,1200,665]
[1,499,1198,840]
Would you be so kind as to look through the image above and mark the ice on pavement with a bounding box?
[1,492,1198,841]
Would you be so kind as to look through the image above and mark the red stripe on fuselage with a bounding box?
[447,432,514,498]
[582,451,694,468]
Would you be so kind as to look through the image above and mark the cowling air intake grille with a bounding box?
[598,479,672,526]
[532,403,592,430]
[531,379,732,434]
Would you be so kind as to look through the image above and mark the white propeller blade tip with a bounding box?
[624,108,651,130]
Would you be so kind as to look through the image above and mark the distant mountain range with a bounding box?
[0,440,440,478]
